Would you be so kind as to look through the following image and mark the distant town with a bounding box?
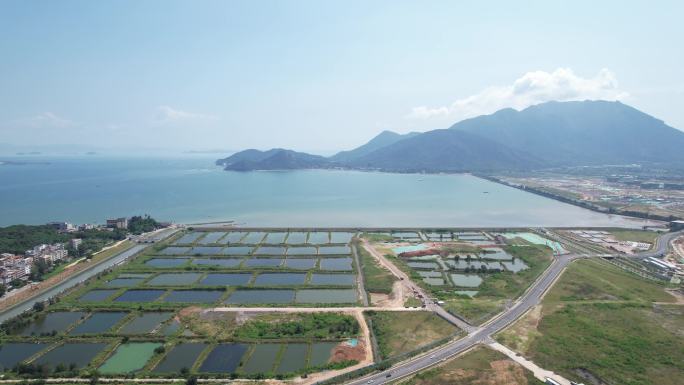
[0,216,169,297]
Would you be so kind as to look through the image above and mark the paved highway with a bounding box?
[633,230,684,259]
[344,253,579,385]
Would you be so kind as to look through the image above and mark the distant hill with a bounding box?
[216,148,329,171]
[217,101,684,172]
[329,130,419,163]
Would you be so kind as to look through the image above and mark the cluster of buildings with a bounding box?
[568,230,652,254]
[0,243,69,286]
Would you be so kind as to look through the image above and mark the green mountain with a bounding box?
[217,101,684,172]
[329,130,419,162]
[216,148,329,171]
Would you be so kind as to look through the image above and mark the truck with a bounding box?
[544,378,561,385]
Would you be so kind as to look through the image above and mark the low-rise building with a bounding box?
[26,243,68,264]
[0,253,33,285]
[70,238,83,249]
[47,221,76,232]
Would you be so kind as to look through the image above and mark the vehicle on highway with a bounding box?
[545,378,561,385]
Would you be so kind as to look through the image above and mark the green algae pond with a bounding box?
[99,342,161,374]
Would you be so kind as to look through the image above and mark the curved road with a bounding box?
[343,253,579,385]
[633,230,684,259]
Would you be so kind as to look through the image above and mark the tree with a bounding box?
[186,376,198,385]
[0,284,6,297]
[32,301,45,312]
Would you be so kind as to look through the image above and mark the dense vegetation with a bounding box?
[127,215,160,235]
[0,225,70,254]
[235,313,359,339]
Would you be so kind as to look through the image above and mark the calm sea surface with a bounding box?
[0,156,649,228]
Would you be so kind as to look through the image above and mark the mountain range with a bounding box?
[216,100,684,172]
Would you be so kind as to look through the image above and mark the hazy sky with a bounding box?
[1,1,683,154]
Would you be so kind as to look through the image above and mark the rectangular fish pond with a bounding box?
[0,343,48,370]
[69,312,127,335]
[199,343,249,373]
[152,342,207,373]
[119,312,174,334]
[34,342,108,369]
[99,342,161,374]
[15,311,86,336]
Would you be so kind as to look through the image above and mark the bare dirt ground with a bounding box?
[488,342,571,385]
[370,280,406,307]
[496,305,543,353]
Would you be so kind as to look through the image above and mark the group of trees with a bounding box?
[127,215,159,234]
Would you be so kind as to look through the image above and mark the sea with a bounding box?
[0,155,652,228]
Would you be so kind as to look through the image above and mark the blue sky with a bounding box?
[1,0,683,154]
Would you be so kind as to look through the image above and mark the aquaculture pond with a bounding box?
[330,232,354,244]
[264,232,288,244]
[307,232,330,244]
[16,311,86,336]
[119,312,173,334]
[115,289,166,302]
[225,289,295,304]
[318,246,351,255]
[310,274,355,286]
[153,343,207,373]
[145,258,190,268]
[450,274,484,288]
[200,273,252,286]
[254,273,307,286]
[163,290,224,303]
[287,246,318,255]
[69,312,127,335]
[276,343,308,374]
[105,277,147,288]
[501,259,529,272]
[309,342,338,367]
[286,232,308,244]
[173,232,203,245]
[254,246,286,255]
[79,289,118,302]
[222,246,253,255]
[158,247,190,255]
[242,232,266,244]
[223,232,246,243]
[188,246,223,255]
[295,289,357,304]
[319,258,353,271]
[34,342,108,369]
[285,258,317,269]
[199,232,227,244]
[192,257,243,268]
[0,343,48,370]
[244,258,283,268]
[199,343,248,373]
[242,343,280,374]
[99,342,161,374]
[147,273,202,286]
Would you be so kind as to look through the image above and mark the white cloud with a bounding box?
[153,106,218,125]
[6,112,76,129]
[408,68,629,120]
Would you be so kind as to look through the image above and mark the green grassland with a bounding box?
[366,311,460,359]
[398,346,542,385]
[356,242,396,295]
[608,229,659,244]
[497,258,682,385]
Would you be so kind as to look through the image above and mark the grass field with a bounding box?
[399,346,542,385]
[497,258,682,385]
[366,311,459,359]
[608,229,659,244]
[357,242,396,294]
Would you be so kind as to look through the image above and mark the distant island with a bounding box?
[217,100,684,173]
